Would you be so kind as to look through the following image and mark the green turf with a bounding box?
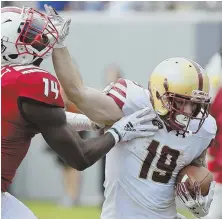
[23,200,195,219]
[23,201,101,219]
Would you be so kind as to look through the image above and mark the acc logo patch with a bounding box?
[152,119,163,129]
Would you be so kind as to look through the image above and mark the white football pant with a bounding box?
[1,192,38,219]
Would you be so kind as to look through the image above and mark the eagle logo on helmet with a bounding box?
[163,78,169,92]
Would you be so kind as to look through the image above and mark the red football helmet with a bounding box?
[1,6,59,65]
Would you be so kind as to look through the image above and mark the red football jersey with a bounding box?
[208,88,222,183]
[1,64,64,192]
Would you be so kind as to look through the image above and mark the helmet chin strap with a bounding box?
[160,112,188,136]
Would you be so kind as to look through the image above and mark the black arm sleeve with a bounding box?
[20,98,115,170]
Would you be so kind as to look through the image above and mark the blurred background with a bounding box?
[2,1,222,219]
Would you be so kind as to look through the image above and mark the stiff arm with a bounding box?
[20,98,115,171]
[52,47,123,125]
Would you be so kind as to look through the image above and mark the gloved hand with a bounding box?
[106,107,158,144]
[176,181,215,218]
[44,4,71,48]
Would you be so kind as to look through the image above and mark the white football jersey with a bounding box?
[101,79,216,219]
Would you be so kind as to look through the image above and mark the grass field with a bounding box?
[24,200,195,219]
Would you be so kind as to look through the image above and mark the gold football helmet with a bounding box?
[149,57,210,134]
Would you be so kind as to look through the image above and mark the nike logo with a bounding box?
[2,19,12,24]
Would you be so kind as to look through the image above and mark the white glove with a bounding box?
[44,4,71,48]
[176,181,216,218]
[176,213,187,219]
[106,107,158,144]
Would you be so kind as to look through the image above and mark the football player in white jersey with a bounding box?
[45,5,216,219]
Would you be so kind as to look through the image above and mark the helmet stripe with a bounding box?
[188,59,203,91]
[1,7,22,14]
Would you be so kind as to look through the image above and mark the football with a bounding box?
[176,165,213,196]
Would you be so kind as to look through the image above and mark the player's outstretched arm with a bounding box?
[52,47,123,125]
[21,99,157,170]
[44,4,122,125]
[21,98,115,170]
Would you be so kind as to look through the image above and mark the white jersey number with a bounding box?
[139,140,180,184]
[43,78,59,99]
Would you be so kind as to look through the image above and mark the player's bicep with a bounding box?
[20,97,66,127]
[191,149,208,167]
[68,86,123,125]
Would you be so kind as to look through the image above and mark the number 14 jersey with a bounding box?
[1,65,64,192]
[102,79,216,219]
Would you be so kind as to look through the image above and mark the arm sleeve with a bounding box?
[17,72,64,108]
[66,112,98,131]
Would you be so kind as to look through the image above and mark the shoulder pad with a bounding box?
[17,70,64,108]
[106,78,127,109]
[202,114,217,135]
[106,78,153,116]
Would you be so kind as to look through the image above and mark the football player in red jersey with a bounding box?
[205,89,222,219]
[203,50,222,219]
[1,6,158,219]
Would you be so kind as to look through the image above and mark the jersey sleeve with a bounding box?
[105,78,127,110]
[17,72,64,108]
[105,78,153,116]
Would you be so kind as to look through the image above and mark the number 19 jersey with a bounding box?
[101,79,216,219]
[1,65,64,192]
